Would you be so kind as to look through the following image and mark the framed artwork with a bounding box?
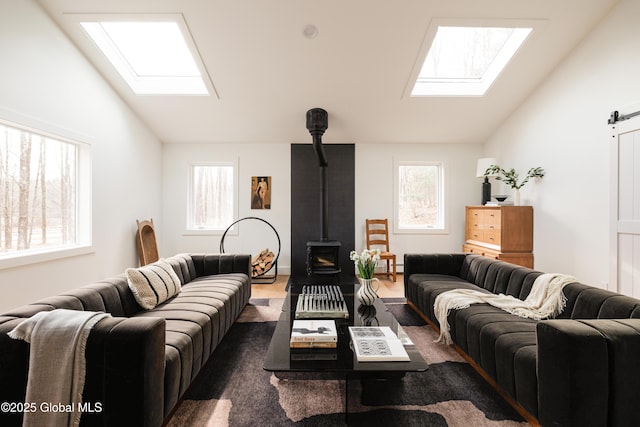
[251,176,271,209]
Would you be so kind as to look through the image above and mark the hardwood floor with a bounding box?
[251,274,406,299]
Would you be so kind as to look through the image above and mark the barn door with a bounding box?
[610,112,640,296]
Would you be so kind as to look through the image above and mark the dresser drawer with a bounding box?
[468,229,484,241]
[462,243,533,267]
[467,209,484,228]
[484,209,501,227]
[462,244,500,260]
[466,208,484,241]
[484,229,501,246]
[466,208,500,246]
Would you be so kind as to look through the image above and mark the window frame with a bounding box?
[393,159,448,234]
[0,112,93,270]
[185,160,238,235]
[405,18,543,98]
[76,14,216,96]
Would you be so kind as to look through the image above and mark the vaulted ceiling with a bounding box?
[37,0,618,144]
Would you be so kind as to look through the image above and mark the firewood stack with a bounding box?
[252,248,275,277]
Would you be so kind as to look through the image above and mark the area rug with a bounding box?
[167,298,529,427]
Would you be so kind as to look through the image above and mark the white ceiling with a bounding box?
[37,0,618,145]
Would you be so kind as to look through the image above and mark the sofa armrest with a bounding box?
[403,253,467,288]
[537,319,640,427]
[190,253,251,278]
[0,316,166,427]
[0,318,31,427]
[83,316,166,427]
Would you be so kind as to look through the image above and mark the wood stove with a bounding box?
[305,108,341,278]
[306,240,341,276]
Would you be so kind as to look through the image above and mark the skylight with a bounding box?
[411,25,532,97]
[80,18,210,95]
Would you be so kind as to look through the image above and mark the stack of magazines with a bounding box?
[294,285,349,319]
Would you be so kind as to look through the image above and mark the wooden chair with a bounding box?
[136,219,159,266]
[365,219,397,282]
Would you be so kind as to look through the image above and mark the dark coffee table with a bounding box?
[263,282,428,420]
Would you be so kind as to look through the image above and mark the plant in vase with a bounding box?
[484,165,545,205]
[350,249,381,306]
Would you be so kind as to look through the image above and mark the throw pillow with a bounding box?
[126,259,182,310]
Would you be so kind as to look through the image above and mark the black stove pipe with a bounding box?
[306,108,329,241]
[306,108,328,166]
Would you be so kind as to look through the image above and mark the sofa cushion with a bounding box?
[461,256,496,289]
[165,253,197,285]
[31,295,85,311]
[134,271,251,418]
[464,311,532,366]
[554,282,591,319]
[513,345,538,417]
[126,259,182,310]
[408,274,488,323]
[570,288,621,319]
[478,319,537,381]
[84,277,142,317]
[494,331,537,399]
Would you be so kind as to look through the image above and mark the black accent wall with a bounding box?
[290,143,355,282]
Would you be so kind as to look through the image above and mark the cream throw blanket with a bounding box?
[434,273,575,345]
[8,309,110,427]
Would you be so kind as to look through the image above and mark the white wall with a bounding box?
[162,143,291,272]
[161,141,481,274]
[355,143,482,268]
[484,0,640,288]
[0,1,163,312]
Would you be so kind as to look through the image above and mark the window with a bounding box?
[409,21,534,97]
[79,15,213,95]
[0,119,91,264]
[394,161,445,232]
[188,163,236,232]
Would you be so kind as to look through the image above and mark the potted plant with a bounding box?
[484,165,545,205]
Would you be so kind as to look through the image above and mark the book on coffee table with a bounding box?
[348,326,410,362]
[290,348,338,360]
[290,319,337,348]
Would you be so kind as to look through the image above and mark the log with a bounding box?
[252,248,275,277]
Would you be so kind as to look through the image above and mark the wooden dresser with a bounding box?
[463,205,534,268]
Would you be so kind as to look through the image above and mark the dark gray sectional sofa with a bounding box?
[0,253,251,427]
[405,253,640,427]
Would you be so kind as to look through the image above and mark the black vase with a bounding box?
[481,177,491,205]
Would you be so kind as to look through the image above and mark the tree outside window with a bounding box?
[395,161,445,232]
[188,163,235,231]
[0,122,78,255]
